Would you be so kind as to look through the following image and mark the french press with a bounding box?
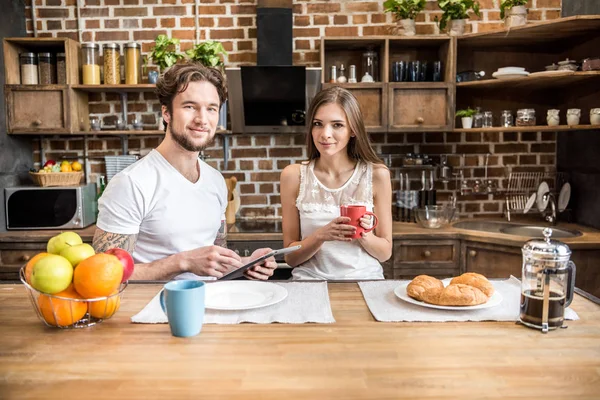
[519,228,576,333]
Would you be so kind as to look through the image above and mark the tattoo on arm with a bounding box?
[92,229,138,254]
[214,219,227,248]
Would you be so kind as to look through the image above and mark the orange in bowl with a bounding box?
[89,291,121,319]
[74,253,123,299]
[38,285,88,327]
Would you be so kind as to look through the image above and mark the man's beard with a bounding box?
[169,117,214,152]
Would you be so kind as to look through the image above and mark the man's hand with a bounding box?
[183,245,244,278]
[243,248,277,280]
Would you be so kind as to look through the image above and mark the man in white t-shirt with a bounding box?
[93,62,276,281]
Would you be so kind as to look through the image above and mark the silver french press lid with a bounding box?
[522,228,571,262]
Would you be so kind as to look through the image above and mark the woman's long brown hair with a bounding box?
[305,86,384,165]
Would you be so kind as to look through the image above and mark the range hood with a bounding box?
[226,0,322,134]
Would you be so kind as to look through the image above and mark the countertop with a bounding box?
[3,217,599,249]
[0,282,598,399]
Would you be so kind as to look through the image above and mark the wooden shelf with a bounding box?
[73,129,231,135]
[72,84,157,92]
[456,71,600,90]
[389,82,451,89]
[322,82,384,89]
[454,125,600,133]
[458,15,600,47]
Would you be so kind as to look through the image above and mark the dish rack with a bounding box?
[104,155,139,182]
[505,171,569,220]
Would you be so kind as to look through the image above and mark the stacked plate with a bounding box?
[492,66,530,79]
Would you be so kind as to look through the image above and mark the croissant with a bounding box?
[407,275,444,301]
[422,284,489,306]
[450,272,495,298]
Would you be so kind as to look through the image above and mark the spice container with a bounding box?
[483,111,493,127]
[546,109,560,126]
[348,65,357,83]
[103,43,121,85]
[591,108,600,126]
[501,110,513,127]
[329,65,337,83]
[516,108,536,126]
[472,107,483,128]
[56,52,67,84]
[81,43,101,85]
[38,52,56,84]
[124,42,141,85]
[566,108,581,126]
[20,52,38,85]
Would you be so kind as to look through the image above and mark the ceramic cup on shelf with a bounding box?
[159,280,205,338]
[590,108,600,125]
[566,108,581,126]
[546,109,560,126]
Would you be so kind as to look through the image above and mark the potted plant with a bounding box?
[436,0,481,36]
[147,34,185,77]
[456,108,477,129]
[500,0,528,28]
[185,40,228,69]
[383,0,426,36]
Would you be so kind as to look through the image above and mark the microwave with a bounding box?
[5,184,97,230]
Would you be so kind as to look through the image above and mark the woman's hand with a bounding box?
[316,216,356,242]
[359,215,374,238]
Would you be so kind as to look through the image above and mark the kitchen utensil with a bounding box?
[160,280,205,337]
[558,182,571,212]
[414,205,450,229]
[439,155,452,184]
[340,205,378,239]
[519,228,576,333]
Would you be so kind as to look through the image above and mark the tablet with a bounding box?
[219,245,302,281]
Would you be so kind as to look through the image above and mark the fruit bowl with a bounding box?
[29,171,83,187]
[20,266,127,329]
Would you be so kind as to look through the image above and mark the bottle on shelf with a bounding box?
[337,64,347,83]
[124,42,141,85]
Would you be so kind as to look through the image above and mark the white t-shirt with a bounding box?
[97,149,227,268]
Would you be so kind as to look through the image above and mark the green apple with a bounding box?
[30,254,73,294]
[47,232,83,255]
[60,243,95,267]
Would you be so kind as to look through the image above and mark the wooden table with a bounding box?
[1,282,599,399]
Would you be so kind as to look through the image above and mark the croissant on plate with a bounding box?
[407,273,493,306]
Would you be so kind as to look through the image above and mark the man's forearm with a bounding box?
[130,252,187,281]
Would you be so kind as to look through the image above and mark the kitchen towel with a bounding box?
[358,276,580,322]
[131,281,336,324]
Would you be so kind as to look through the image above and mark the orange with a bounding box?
[73,253,123,299]
[38,285,87,327]
[71,161,82,172]
[89,291,120,319]
[25,252,51,284]
[60,164,72,172]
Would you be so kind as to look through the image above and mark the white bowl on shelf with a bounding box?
[492,70,530,79]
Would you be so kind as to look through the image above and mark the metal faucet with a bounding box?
[542,192,557,225]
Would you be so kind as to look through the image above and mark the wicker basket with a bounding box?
[29,171,83,187]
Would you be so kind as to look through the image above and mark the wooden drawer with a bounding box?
[461,241,521,278]
[322,83,387,132]
[388,84,453,131]
[0,249,43,265]
[393,239,460,279]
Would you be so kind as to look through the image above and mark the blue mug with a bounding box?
[159,280,205,337]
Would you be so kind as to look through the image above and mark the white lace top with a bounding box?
[292,160,384,280]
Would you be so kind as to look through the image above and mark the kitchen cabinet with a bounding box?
[461,241,522,278]
[392,239,460,279]
[388,83,453,131]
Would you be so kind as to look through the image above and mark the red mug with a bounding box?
[340,205,378,239]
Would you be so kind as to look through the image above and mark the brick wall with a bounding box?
[26,0,562,219]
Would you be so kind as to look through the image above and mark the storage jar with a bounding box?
[56,52,67,84]
[81,43,101,85]
[566,108,581,126]
[501,110,513,127]
[516,109,536,126]
[546,109,560,126]
[591,108,600,126]
[124,42,141,84]
[38,52,56,84]
[19,52,38,85]
[103,43,121,85]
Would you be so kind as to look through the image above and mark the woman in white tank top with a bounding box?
[280,87,393,280]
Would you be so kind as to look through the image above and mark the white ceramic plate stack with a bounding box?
[492,66,530,79]
[558,182,571,212]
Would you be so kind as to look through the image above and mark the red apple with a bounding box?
[105,248,135,282]
[43,159,56,168]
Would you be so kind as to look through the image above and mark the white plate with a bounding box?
[523,192,537,214]
[536,181,550,212]
[393,282,503,311]
[492,71,530,79]
[497,66,526,73]
[558,182,571,212]
[205,281,288,311]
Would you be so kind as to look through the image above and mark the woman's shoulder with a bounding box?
[368,162,391,181]
[280,162,304,183]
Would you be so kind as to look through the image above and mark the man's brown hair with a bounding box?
[155,62,228,131]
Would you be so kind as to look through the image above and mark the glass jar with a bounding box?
[501,110,513,127]
[38,52,56,84]
[516,108,536,126]
[56,52,67,84]
[337,64,347,83]
[103,43,121,84]
[362,49,379,82]
[483,111,493,127]
[81,43,101,85]
[124,42,141,85]
[20,52,38,85]
[348,65,357,83]
[591,108,600,126]
[472,107,483,128]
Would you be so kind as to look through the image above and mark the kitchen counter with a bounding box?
[0,282,599,399]
[2,218,600,248]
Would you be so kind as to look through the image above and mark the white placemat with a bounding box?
[131,281,335,324]
[358,276,580,322]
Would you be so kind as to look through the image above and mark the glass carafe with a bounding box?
[361,49,379,82]
[519,228,576,333]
